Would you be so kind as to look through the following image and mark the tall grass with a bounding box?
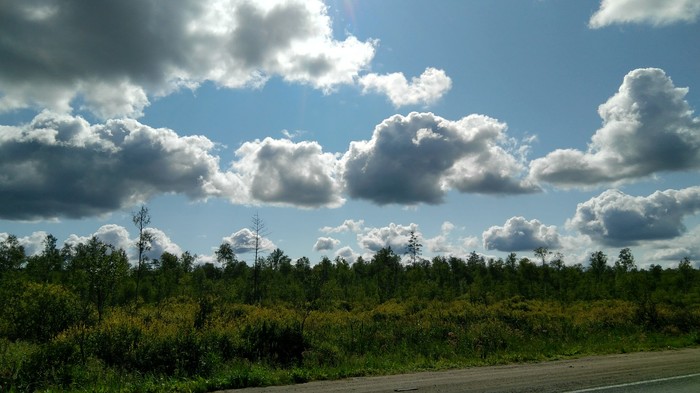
[1,297,699,392]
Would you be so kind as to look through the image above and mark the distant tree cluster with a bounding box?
[1,228,698,312]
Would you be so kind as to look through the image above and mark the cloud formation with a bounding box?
[589,0,700,28]
[343,112,539,205]
[359,67,452,107]
[0,111,232,220]
[320,219,365,234]
[649,226,700,262]
[313,236,340,251]
[0,0,376,118]
[0,111,353,220]
[482,216,561,252]
[221,228,276,255]
[529,68,700,187]
[228,137,344,208]
[1,231,48,257]
[567,187,700,246]
[63,224,182,263]
[357,223,417,254]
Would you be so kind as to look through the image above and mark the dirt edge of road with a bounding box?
[223,347,700,393]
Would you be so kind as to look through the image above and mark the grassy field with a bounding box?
[2,297,698,392]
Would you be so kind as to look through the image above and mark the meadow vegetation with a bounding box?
[1,233,699,392]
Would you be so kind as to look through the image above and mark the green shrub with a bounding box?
[1,282,83,343]
[242,319,307,365]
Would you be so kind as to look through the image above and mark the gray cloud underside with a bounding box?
[0,111,223,220]
[482,216,561,252]
[567,187,700,246]
[529,68,700,187]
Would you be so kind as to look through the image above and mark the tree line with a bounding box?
[1,226,697,317]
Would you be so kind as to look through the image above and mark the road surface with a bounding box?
[224,347,700,392]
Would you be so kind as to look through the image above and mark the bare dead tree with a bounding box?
[250,212,269,303]
[132,205,153,306]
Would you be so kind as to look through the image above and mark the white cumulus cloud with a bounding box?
[567,187,700,246]
[228,137,344,208]
[589,0,700,28]
[357,223,418,254]
[313,236,340,251]
[483,216,561,252]
[359,67,452,107]
[529,68,700,188]
[342,112,539,205]
[221,228,276,255]
[320,219,365,234]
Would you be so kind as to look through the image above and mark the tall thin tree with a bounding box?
[250,212,269,303]
[406,230,423,265]
[132,205,153,305]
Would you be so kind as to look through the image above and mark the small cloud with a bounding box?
[281,129,307,140]
[144,227,183,261]
[483,216,561,252]
[313,236,340,251]
[320,219,365,234]
[335,246,358,262]
[221,228,276,255]
[357,222,418,254]
[359,67,452,107]
[589,0,700,28]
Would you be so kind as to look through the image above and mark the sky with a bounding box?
[1,0,700,268]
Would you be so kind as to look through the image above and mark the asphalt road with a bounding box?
[224,347,700,393]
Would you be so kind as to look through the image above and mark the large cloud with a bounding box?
[359,68,452,107]
[0,0,376,118]
[228,137,344,208]
[342,112,539,205]
[589,0,700,28]
[529,68,700,187]
[567,187,700,246]
[0,111,238,220]
[482,216,561,252]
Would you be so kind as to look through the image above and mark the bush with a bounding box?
[242,319,307,366]
[1,282,83,343]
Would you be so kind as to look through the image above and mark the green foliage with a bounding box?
[0,282,82,343]
[1,234,699,392]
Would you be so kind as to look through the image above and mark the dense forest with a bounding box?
[1,227,699,392]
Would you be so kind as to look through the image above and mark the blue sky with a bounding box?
[1,0,700,268]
